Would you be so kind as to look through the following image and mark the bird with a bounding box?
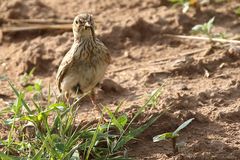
[56,13,111,113]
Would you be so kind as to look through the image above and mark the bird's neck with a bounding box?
[74,35,95,43]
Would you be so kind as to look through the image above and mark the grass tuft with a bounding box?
[0,81,163,159]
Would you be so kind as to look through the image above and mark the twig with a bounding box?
[111,66,134,73]
[110,47,208,74]
[1,24,72,33]
[151,48,208,64]
[4,18,72,24]
[180,48,208,56]
[163,34,240,44]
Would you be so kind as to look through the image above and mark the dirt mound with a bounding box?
[10,32,72,75]
[0,0,56,19]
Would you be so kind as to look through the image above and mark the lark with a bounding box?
[56,13,111,112]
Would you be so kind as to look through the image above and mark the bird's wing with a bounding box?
[98,40,111,64]
[56,47,76,92]
[105,46,111,64]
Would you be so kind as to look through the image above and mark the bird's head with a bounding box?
[72,13,95,42]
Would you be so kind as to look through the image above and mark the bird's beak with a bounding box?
[84,22,91,30]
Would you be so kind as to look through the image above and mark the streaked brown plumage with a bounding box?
[56,13,111,105]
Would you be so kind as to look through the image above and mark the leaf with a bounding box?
[173,118,194,136]
[4,118,15,125]
[191,24,203,32]
[37,113,44,121]
[55,143,65,153]
[34,82,42,92]
[207,17,215,33]
[48,103,66,111]
[113,88,163,151]
[32,147,44,160]
[8,81,32,114]
[13,92,25,115]
[117,115,128,128]
[25,85,34,92]
[20,115,38,123]
[105,107,124,133]
[147,88,162,107]
[153,132,175,142]
[130,88,162,127]
[62,143,81,160]
[86,120,101,159]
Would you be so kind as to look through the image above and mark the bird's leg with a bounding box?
[90,89,104,116]
[64,91,70,104]
[90,89,101,112]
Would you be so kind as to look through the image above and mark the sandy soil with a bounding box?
[1,0,240,159]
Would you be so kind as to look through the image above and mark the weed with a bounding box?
[153,118,194,154]
[191,17,228,42]
[191,17,215,41]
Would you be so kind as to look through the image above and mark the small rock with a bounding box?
[203,68,210,78]
[22,122,36,139]
[172,56,194,68]
[180,84,188,90]
[100,78,125,93]
[145,71,169,84]
[228,44,240,57]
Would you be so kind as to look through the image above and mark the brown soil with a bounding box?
[1,0,240,159]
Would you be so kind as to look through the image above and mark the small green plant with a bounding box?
[191,17,215,40]
[0,82,163,159]
[25,80,45,101]
[153,118,194,154]
[191,17,227,41]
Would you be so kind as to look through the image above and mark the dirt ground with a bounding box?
[1,0,240,159]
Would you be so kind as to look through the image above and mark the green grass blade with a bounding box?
[127,88,162,130]
[114,88,162,150]
[117,115,128,128]
[63,142,82,159]
[114,115,160,151]
[86,120,102,160]
[8,81,32,114]
[0,152,26,160]
[173,118,194,136]
[114,100,124,114]
[32,146,44,160]
[105,107,124,133]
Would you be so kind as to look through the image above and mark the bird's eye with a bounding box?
[75,20,78,24]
